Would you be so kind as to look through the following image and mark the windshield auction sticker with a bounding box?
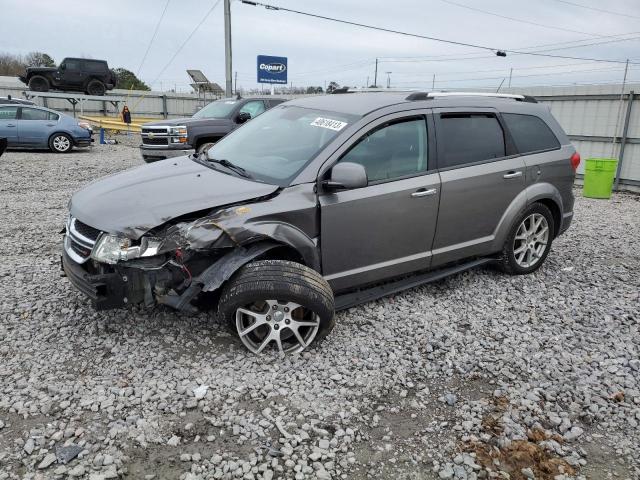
[310,117,348,131]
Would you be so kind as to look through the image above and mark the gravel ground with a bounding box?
[0,140,639,480]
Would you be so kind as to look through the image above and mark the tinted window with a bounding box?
[239,101,266,117]
[503,113,560,154]
[84,61,106,72]
[21,108,50,121]
[0,106,18,119]
[64,60,81,70]
[438,114,505,168]
[48,112,60,121]
[340,118,428,183]
[192,99,238,119]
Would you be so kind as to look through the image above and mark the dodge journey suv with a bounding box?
[62,91,578,354]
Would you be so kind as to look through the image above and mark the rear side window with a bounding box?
[21,108,49,121]
[84,61,106,72]
[503,113,560,154]
[438,113,505,168]
[0,106,18,119]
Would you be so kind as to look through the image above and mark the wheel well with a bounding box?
[48,132,72,145]
[535,198,561,237]
[257,244,307,266]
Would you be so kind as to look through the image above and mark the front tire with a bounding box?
[49,133,73,153]
[217,260,335,354]
[28,75,50,92]
[499,203,554,275]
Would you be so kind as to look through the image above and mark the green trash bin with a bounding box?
[583,158,618,199]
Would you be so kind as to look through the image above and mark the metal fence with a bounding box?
[1,78,639,191]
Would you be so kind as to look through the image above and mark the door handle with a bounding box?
[503,171,523,179]
[411,188,437,198]
[46,124,55,127]
[7,124,16,127]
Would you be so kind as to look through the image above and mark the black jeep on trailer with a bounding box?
[19,58,117,96]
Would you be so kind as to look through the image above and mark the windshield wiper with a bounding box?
[209,158,253,179]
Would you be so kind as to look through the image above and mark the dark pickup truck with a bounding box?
[139,96,284,162]
[19,58,117,96]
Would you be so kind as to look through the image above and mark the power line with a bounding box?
[440,0,603,38]
[136,0,171,77]
[393,66,625,84]
[551,0,640,20]
[379,30,640,62]
[150,0,222,87]
[240,1,638,65]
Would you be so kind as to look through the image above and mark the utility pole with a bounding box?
[366,76,369,88]
[234,71,238,95]
[432,74,435,90]
[224,0,233,97]
[508,68,513,88]
[611,59,630,157]
[385,72,392,88]
[374,58,378,87]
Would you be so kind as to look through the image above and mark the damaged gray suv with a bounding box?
[62,91,579,354]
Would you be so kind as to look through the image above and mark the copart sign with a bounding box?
[257,55,288,84]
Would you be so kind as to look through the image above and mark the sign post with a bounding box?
[257,55,288,95]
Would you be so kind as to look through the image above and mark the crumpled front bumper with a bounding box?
[61,250,145,310]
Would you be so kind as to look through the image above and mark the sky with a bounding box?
[2,0,640,92]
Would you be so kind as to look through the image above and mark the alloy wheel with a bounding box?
[52,135,71,152]
[513,213,549,268]
[235,299,320,354]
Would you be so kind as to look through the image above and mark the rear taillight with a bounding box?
[570,152,581,171]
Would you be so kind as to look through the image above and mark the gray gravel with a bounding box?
[0,140,639,480]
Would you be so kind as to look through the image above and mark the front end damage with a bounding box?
[61,195,319,313]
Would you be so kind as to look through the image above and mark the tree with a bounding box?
[113,68,150,91]
[326,81,339,93]
[25,51,55,67]
[0,52,25,75]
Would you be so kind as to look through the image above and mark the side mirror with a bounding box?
[59,63,66,71]
[324,162,368,190]
[236,111,252,124]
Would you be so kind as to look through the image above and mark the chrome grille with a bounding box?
[141,126,170,146]
[64,216,102,264]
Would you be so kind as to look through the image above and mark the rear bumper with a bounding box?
[140,145,193,162]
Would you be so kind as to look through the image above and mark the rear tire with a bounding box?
[217,260,335,354]
[498,203,554,275]
[49,133,73,153]
[86,79,106,96]
[28,75,50,92]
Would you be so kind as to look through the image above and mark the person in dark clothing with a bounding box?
[122,106,132,124]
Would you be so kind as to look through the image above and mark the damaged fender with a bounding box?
[156,241,280,311]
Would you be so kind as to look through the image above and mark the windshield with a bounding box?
[192,98,238,119]
[204,105,358,185]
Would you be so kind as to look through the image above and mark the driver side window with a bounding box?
[339,117,428,183]
[239,101,266,118]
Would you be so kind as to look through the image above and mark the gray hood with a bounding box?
[70,156,279,239]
